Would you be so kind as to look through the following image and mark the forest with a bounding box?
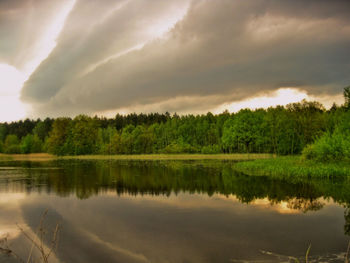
[1,87,349,162]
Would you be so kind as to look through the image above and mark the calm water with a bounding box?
[0,159,349,263]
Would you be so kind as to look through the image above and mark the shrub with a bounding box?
[162,143,199,154]
[201,145,221,154]
[302,131,350,162]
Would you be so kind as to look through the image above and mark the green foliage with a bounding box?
[119,124,135,154]
[46,118,72,155]
[66,115,99,155]
[33,119,52,141]
[0,92,348,157]
[201,145,221,154]
[0,124,6,142]
[344,86,350,109]
[162,143,198,154]
[4,135,21,154]
[222,109,268,153]
[0,141,3,153]
[266,106,293,154]
[302,131,350,162]
[109,132,121,154]
[20,134,43,154]
[302,110,350,162]
[96,126,119,154]
[131,125,155,154]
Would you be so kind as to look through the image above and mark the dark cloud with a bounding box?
[21,0,189,102]
[19,0,350,116]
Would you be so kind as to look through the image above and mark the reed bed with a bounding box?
[234,156,350,178]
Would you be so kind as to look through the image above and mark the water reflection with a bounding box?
[0,160,349,262]
[1,160,350,209]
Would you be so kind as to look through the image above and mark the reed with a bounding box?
[234,156,350,178]
[0,210,60,263]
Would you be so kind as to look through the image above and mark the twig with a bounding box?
[1,209,60,263]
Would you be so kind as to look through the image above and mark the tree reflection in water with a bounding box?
[1,159,350,234]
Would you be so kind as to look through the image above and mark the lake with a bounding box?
[0,159,349,263]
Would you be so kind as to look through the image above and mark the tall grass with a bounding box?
[234,156,350,179]
[60,153,273,161]
[0,153,273,162]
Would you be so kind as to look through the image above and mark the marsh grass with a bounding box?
[0,153,273,162]
[234,156,350,178]
[61,153,273,161]
[0,153,55,162]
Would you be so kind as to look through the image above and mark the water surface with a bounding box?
[0,160,349,262]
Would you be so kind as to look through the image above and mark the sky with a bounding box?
[0,0,349,122]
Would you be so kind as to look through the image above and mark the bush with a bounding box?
[201,145,221,154]
[302,131,350,162]
[5,145,21,154]
[162,143,199,154]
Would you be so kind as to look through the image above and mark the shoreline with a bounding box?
[0,153,274,161]
[2,153,348,178]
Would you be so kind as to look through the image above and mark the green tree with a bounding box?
[287,100,326,154]
[96,126,119,154]
[67,115,99,155]
[119,125,134,154]
[110,131,121,154]
[266,106,295,155]
[47,118,72,155]
[33,119,53,141]
[0,124,7,142]
[20,134,42,153]
[131,125,155,154]
[222,109,267,153]
[4,134,21,154]
[344,86,350,109]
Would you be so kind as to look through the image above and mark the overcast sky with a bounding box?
[0,0,349,121]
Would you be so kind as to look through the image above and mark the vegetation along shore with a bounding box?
[1,87,350,178]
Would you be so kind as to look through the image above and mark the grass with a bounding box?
[0,153,55,162]
[234,155,350,179]
[61,153,273,161]
[0,153,273,162]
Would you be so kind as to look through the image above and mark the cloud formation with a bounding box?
[0,0,73,73]
[16,0,350,116]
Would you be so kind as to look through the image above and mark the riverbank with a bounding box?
[0,153,55,161]
[2,153,349,178]
[0,153,273,162]
[234,156,350,179]
[61,153,274,161]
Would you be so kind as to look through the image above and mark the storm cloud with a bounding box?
[14,0,350,116]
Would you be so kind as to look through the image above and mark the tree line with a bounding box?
[0,88,349,158]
